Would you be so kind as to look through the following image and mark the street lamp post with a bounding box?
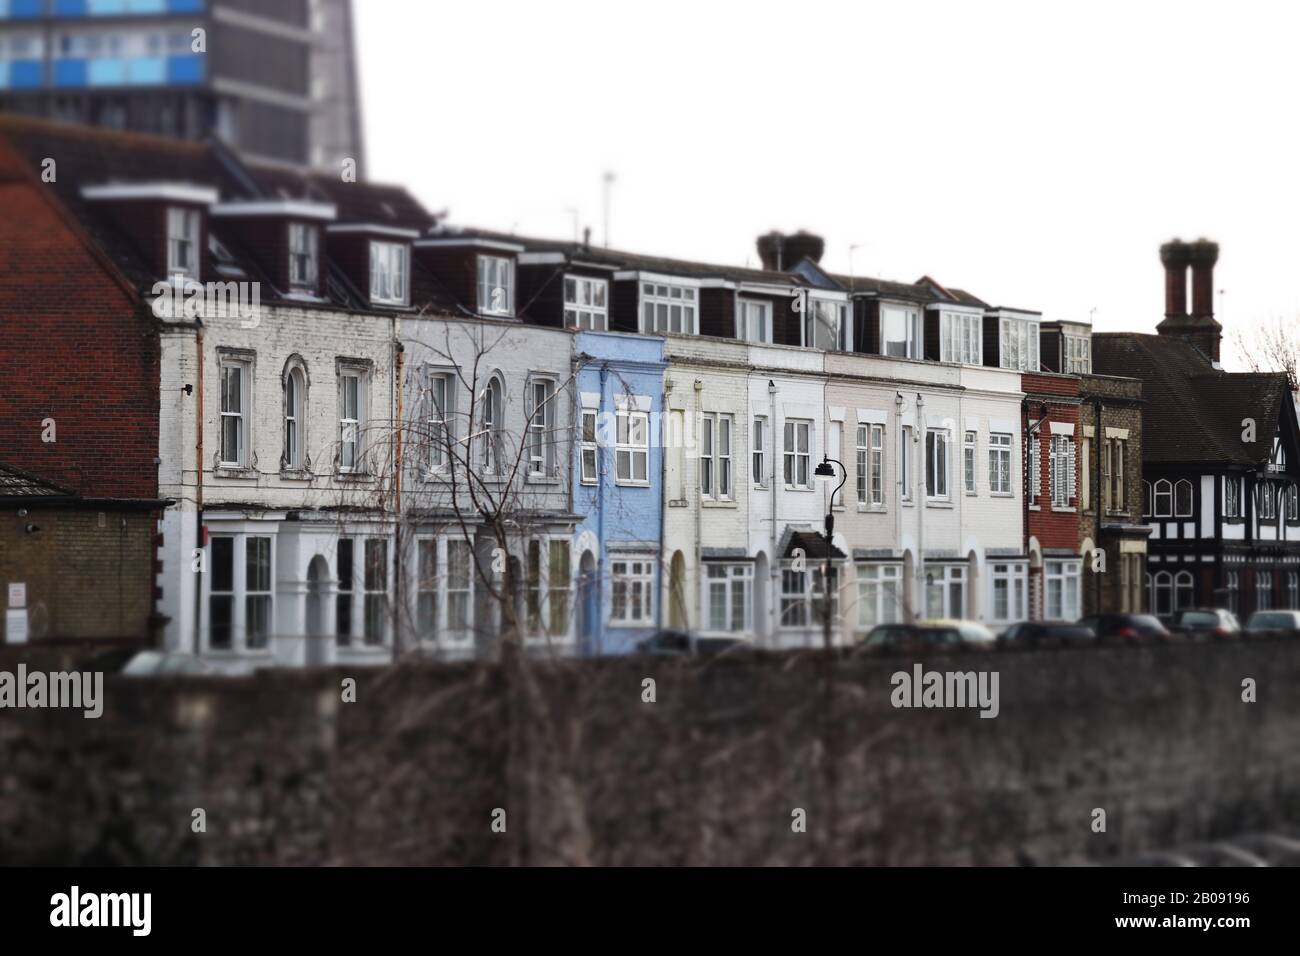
[815,457,847,651]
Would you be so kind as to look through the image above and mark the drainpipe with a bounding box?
[392,323,404,658]
[598,364,609,654]
[915,392,925,620]
[894,391,905,614]
[1023,398,1050,619]
[193,321,205,657]
[693,378,704,627]
[655,366,667,634]
[1093,396,1104,613]
[769,378,779,644]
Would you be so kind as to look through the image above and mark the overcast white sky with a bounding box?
[356,0,1300,370]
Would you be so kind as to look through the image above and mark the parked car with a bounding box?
[79,648,214,677]
[1169,608,1241,641]
[857,620,994,655]
[1243,610,1300,639]
[1077,613,1172,644]
[634,630,751,657]
[998,621,1096,648]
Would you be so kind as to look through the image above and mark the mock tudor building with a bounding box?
[1094,240,1300,618]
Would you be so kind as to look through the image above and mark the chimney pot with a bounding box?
[1160,238,1191,319]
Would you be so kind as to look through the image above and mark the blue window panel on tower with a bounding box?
[126,55,165,84]
[55,0,89,15]
[9,59,43,87]
[0,64,8,89]
[7,0,46,19]
[168,0,203,11]
[88,57,127,85]
[126,0,167,12]
[54,58,88,87]
[87,0,128,13]
[166,52,203,84]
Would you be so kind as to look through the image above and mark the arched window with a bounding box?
[282,358,308,471]
[1153,479,1173,517]
[1174,571,1194,611]
[1174,479,1193,517]
[481,375,503,474]
[1153,571,1173,616]
[1142,480,1153,518]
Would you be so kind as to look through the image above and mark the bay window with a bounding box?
[989,563,1027,623]
[1044,560,1081,621]
[705,564,752,633]
[1064,333,1091,374]
[804,297,849,351]
[856,564,902,630]
[206,533,273,653]
[612,560,655,626]
[924,564,967,619]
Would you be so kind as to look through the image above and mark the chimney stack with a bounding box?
[1160,239,1190,319]
[1189,238,1219,320]
[756,230,825,271]
[1155,238,1222,364]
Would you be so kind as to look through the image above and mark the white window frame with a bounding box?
[704,563,753,634]
[999,315,1041,371]
[1153,479,1173,517]
[989,563,1028,624]
[1174,478,1194,518]
[526,377,556,476]
[1105,438,1125,512]
[167,206,201,279]
[856,564,902,631]
[445,538,475,642]
[640,281,698,335]
[925,428,950,501]
[205,532,275,654]
[611,559,655,626]
[426,370,456,475]
[700,412,733,499]
[940,310,982,365]
[339,366,367,474]
[900,425,913,502]
[283,363,306,471]
[752,416,767,488]
[477,254,514,316]
[804,297,850,351]
[580,408,599,485]
[1064,333,1091,374]
[924,564,967,619]
[1029,435,1042,506]
[1224,475,1241,518]
[481,376,504,476]
[736,298,772,344]
[783,419,812,490]
[370,241,410,307]
[288,222,319,291]
[963,429,977,495]
[989,432,1012,494]
[362,537,389,647]
[525,537,572,639]
[615,407,650,486]
[855,425,868,505]
[880,304,921,359]
[564,275,608,330]
[219,355,251,468]
[1044,560,1082,621]
[780,563,838,630]
[1050,435,1076,509]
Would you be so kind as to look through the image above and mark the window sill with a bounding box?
[990,491,1014,498]
[609,620,656,629]
[279,469,312,482]
[1052,506,1077,514]
[214,467,256,480]
[858,504,888,513]
[336,472,376,483]
[525,474,561,486]
[925,499,953,509]
[965,491,977,497]
[616,480,652,489]
[1029,504,1041,511]
[784,486,815,494]
[702,498,737,509]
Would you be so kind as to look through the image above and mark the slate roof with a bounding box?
[1092,332,1294,466]
[782,529,847,561]
[0,116,454,315]
[0,464,71,500]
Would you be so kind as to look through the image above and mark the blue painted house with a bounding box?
[572,331,668,655]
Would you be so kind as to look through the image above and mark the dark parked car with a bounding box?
[635,630,751,657]
[1170,608,1241,641]
[1077,613,1172,644]
[998,621,1096,647]
[857,623,964,655]
[1244,610,1300,639]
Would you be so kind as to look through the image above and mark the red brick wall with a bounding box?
[1023,373,1082,552]
[0,147,159,501]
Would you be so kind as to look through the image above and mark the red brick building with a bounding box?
[1022,372,1083,620]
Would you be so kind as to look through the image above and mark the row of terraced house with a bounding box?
[2,116,1299,669]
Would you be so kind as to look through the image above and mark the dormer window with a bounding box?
[167,207,201,279]
[881,304,921,359]
[564,276,607,330]
[999,315,1041,371]
[641,281,698,335]
[803,298,849,351]
[939,309,982,365]
[370,241,409,306]
[478,255,515,316]
[289,223,319,291]
[1063,332,1091,374]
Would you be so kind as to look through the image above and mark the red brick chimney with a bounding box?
[1156,237,1222,364]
